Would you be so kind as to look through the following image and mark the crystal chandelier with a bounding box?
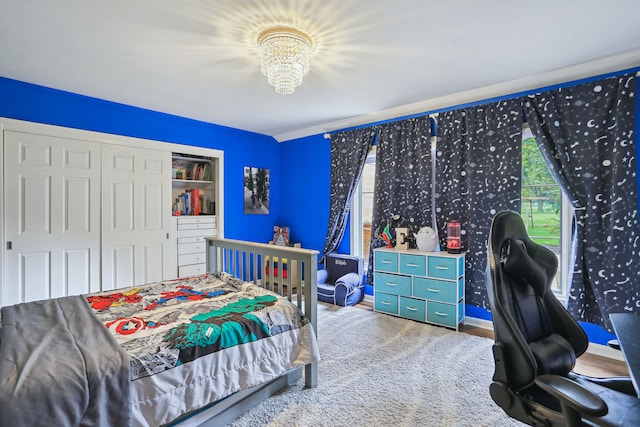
[257,26,312,95]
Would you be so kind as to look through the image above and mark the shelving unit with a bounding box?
[171,151,223,279]
[172,154,217,217]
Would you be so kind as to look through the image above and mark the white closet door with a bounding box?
[101,145,172,290]
[3,131,101,306]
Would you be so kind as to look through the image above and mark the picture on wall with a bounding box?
[244,166,270,214]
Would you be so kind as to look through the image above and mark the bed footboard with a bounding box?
[205,237,319,388]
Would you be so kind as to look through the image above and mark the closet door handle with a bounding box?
[6,241,12,250]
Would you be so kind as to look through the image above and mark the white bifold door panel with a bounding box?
[101,145,172,290]
[3,131,101,305]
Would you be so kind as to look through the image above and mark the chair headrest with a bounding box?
[501,238,548,297]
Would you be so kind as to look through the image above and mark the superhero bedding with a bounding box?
[0,273,320,426]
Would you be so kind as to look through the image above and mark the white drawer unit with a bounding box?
[373,248,465,330]
[175,216,216,278]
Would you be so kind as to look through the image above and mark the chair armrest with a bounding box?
[317,269,329,285]
[335,272,362,288]
[535,374,607,417]
[572,373,637,397]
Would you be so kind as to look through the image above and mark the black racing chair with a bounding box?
[485,211,640,426]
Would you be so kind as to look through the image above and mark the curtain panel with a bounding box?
[435,100,523,308]
[321,128,376,259]
[366,116,433,284]
[523,73,640,330]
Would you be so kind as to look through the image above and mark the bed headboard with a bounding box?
[205,237,319,388]
[205,236,319,332]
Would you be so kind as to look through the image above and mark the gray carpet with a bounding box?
[230,302,524,427]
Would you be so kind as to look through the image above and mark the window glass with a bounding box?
[352,146,376,268]
[521,126,571,298]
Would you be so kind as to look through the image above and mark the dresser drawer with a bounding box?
[178,241,206,255]
[375,292,398,315]
[399,296,426,322]
[427,301,458,328]
[374,251,398,273]
[177,216,216,226]
[428,256,458,280]
[178,263,206,278]
[178,236,206,245]
[413,277,457,303]
[178,252,207,266]
[374,272,411,296]
[176,228,216,238]
[178,222,216,231]
[399,253,426,276]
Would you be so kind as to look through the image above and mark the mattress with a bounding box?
[0,273,320,427]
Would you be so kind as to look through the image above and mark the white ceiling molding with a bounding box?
[275,50,640,142]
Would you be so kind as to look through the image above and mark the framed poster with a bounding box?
[244,166,269,214]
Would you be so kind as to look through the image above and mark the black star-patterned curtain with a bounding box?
[366,116,433,284]
[322,128,376,259]
[435,100,523,308]
[523,73,640,331]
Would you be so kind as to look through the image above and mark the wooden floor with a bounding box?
[354,300,629,378]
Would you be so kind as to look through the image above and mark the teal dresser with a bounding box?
[373,248,465,330]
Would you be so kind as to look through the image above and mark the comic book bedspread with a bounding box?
[88,273,315,381]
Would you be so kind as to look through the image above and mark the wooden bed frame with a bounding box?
[170,237,319,426]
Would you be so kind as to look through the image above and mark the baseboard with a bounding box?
[586,342,625,361]
[462,316,624,362]
[364,295,623,362]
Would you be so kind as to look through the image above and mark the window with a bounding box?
[351,129,572,301]
[521,126,572,299]
[351,146,376,269]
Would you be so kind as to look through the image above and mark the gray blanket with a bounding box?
[0,295,130,427]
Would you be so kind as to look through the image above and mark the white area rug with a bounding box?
[230,303,524,427]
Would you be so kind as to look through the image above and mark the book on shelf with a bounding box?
[172,160,186,179]
[173,188,203,216]
[180,161,211,181]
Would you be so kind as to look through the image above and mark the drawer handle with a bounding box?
[406,263,419,267]
[381,301,392,306]
[427,288,440,293]
[434,311,448,317]
[381,260,392,264]
[406,306,418,312]
[386,282,398,287]
[435,266,449,270]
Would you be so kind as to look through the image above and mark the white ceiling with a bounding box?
[1,0,640,142]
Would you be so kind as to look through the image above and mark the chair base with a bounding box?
[317,283,364,307]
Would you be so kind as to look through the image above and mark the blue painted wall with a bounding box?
[278,134,331,250]
[0,77,280,243]
[2,71,638,347]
